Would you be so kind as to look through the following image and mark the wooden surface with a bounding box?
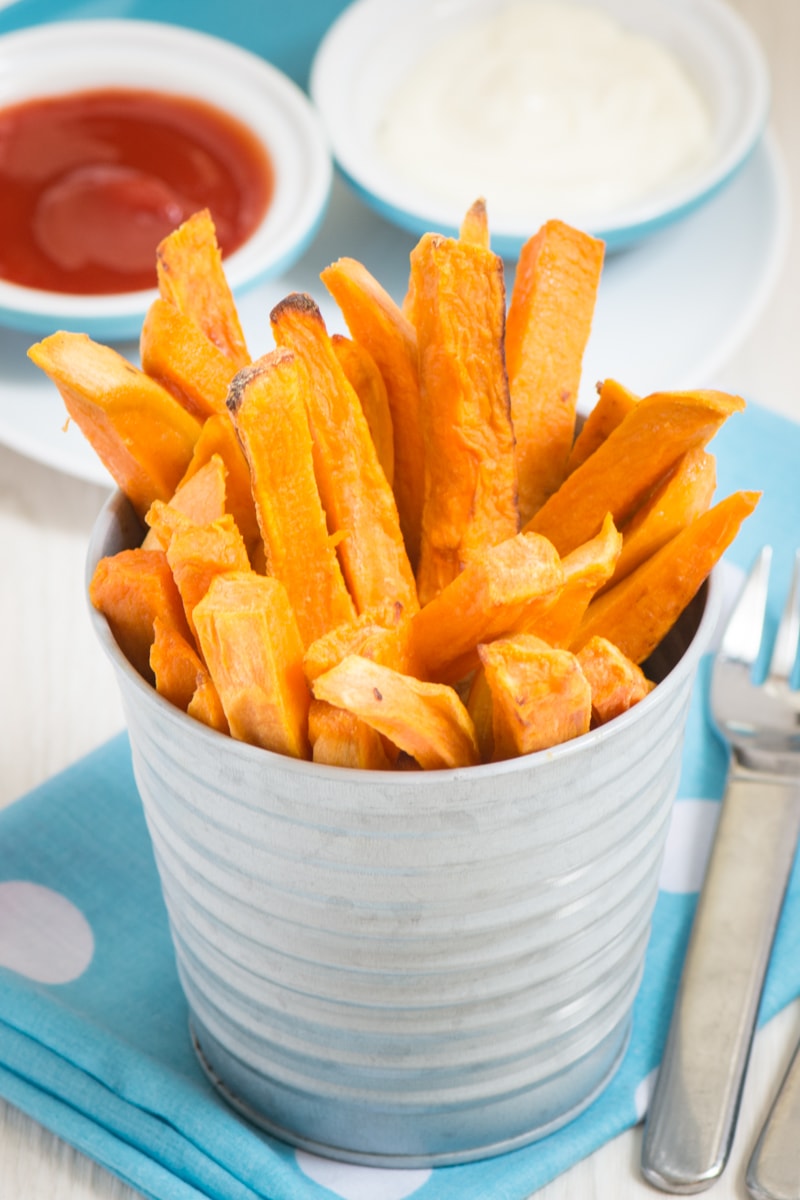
[1,1,799,1196]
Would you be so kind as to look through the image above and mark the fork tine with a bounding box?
[767,548,800,685]
[719,545,772,666]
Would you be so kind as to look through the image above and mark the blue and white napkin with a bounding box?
[1,399,799,1200]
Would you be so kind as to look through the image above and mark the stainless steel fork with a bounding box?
[641,546,800,1194]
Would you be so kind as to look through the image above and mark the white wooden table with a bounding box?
[1,1,799,1196]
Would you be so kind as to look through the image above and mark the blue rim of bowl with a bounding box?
[332,139,764,258]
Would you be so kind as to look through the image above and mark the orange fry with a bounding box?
[308,700,395,770]
[148,510,252,641]
[519,513,622,647]
[575,636,654,726]
[140,296,238,420]
[611,446,717,586]
[180,412,263,565]
[303,610,410,682]
[148,615,229,736]
[408,532,563,685]
[332,333,395,486]
[187,675,230,735]
[156,208,250,368]
[312,656,480,770]
[505,219,605,522]
[478,634,592,760]
[89,548,191,683]
[193,572,310,759]
[28,332,202,520]
[573,490,761,663]
[270,292,418,618]
[409,231,518,603]
[566,378,639,474]
[142,454,228,550]
[459,197,490,249]
[320,255,425,565]
[525,389,746,556]
[228,348,356,646]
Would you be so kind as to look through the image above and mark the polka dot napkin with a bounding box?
[1,401,798,1200]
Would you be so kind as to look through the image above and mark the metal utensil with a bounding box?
[641,546,800,1193]
[746,1030,800,1200]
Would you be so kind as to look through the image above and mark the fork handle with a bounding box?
[746,1031,800,1200]
[641,767,800,1194]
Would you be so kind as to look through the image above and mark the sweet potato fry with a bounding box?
[320,256,425,565]
[187,675,231,735]
[566,379,639,474]
[303,609,410,682]
[308,700,395,770]
[140,296,238,420]
[610,446,717,586]
[465,668,494,763]
[270,293,419,617]
[408,532,563,685]
[28,332,202,520]
[156,209,250,368]
[180,413,262,564]
[518,513,622,646]
[575,636,654,726]
[142,454,228,549]
[228,348,357,645]
[478,635,592,760]
[193,572,310,759]
[312,655,480,769]
[459,197,490,249]
[151,511,252,641]
[572,490,761,663]
[89,548,192,682]
[149,615,212,713]
[505,220,605,522]
[149,608,231,734]
[332,333,395,486]
[303,610,410,767]
[409,231,518,603]
[525,389,746,556]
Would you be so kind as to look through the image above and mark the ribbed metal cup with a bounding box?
[88,490,721,1167]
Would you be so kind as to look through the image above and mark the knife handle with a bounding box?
[746,1033,800,1200]
[641,768,800,1194]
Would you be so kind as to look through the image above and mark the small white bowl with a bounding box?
[0,20,332,339]
[310,0,770,255]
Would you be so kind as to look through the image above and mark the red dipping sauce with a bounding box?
[0,87,274,295]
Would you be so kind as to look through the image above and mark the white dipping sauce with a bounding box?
[376,2,712,220]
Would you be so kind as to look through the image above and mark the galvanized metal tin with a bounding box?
[87,490,722,1167]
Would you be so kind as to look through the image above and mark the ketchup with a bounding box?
[0,88,274,294]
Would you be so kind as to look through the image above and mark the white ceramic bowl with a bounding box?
[87,487,721,1166]
[0,20,332,339]
[310,0,770,255]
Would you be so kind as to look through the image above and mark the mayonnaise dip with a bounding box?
[375,2,712,221]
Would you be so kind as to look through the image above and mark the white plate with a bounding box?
[3,129,788,489]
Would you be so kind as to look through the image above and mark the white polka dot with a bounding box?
[295,1150,432,1198]
[0,881,94,983]
[634,1068,658,1121]
[659,799,720,894]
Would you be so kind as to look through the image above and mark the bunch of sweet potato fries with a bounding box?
[29,203,758,769]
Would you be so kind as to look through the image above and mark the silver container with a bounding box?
[87,490,721,1167]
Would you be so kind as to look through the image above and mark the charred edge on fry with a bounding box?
[226,351,294,415]
[270,292,322,325]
